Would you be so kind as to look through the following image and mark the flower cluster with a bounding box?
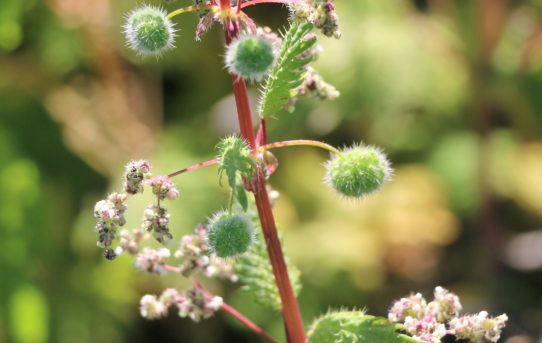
[140,287,223,322]
[123,160,152,194]
[134,247,171,274]
[289,0,341,39]
[173,225,238,281]
[93,192,128,258]
[388,287,507,343]
[449,311,508,342]
[295,66,339,101]
[142,205,173,244]
[119,228,149,255]
[147,176,180,201]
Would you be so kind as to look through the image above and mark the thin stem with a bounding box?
[166,5,217,19]
[240,0,294,9]
[191,279,279,343]
[167,158,219,178]
[261,139,341,156]
[161,268,278,343]
[221,302,279,343]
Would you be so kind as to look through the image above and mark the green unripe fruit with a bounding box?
[225,34,276,82]
[124,6,176,56]
[206,211,255,258]
[325,144,392,198]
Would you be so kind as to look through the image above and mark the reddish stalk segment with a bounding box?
[240,0,294,9]
[261,139,341,155]
[167,158,219,178]
[163,266,277,343]
[221,302,279,343]
[219,2,306,342]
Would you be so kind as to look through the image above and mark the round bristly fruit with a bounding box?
[206,211,255,258]
[124,5,176,56]
[225,34,276,82]
[325,144,392,198]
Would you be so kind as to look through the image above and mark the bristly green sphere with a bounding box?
[124,6,176,56]
[206,211,255,258]
[325,144,392,198]
[225,34,276,82]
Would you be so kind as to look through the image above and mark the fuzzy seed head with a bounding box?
[225,34,276,82]
[206,211,254,258]
[325,144,392,198]
[124,6,176,56]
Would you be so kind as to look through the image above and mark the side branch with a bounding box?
[261,139,341,156]
[167,158,219,178]
[163,267,279,343]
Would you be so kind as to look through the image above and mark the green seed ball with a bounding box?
[124,6,176,56]
[206,211,254,258]
[225,34,276,82]
[325,145,392,198]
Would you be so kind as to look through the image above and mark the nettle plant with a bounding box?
[92,1,508,342]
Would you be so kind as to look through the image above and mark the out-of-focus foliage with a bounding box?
[1,0,542,342]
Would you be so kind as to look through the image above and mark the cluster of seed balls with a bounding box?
[205,144,392,258]
[121,5,392,259]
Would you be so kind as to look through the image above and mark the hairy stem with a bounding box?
[167,158,219,178]
[219,2,306,341]
[261,139,341,155]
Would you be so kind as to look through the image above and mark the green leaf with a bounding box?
[308,311,421,343]
[258,21,316,117]
[234,212,301,310]
[234,183,248,212]
[216,135,255,203]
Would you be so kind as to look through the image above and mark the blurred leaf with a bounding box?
[308,311,420,343]
[9,285,49,343]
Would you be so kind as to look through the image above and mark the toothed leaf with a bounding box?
[235,220,301,310]
[308,311,421,343]
[258,21,316,117]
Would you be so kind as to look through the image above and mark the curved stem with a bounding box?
[162,267,278,343]
[240,0,294,9]
[191,279,279,343]
[167,158,219,178]
[261,139,341,156]
[221,302,279,343]
[166,5,217,19]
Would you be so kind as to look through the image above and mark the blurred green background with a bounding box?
[1,0,541,342]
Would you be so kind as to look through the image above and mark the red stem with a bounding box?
[221,302,279,343]
[219,2,306,341]
[162,267,278,342]
[240,0,294,9]
[167,158,219,178]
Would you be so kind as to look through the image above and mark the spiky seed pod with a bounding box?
[206,211,254,258]
[123,6,176,56]
[225,34,277,82]
[325,144,392,198]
